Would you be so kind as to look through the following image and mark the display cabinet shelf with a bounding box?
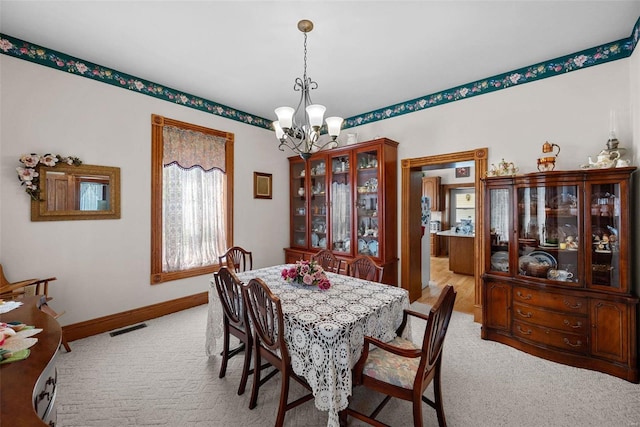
[482,167,638,382]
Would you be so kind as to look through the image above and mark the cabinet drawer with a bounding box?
[513,287,587,314]
[513,303,587,333]
[513,320,588,354]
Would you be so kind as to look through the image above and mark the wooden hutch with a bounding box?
[482,167,638,382]
[284,138,399,285]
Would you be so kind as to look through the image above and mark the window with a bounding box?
[150,115,234,284]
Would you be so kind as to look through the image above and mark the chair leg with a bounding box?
[219,323,230,379]
[433,361,447,427]
[275,366,291,427]
[237,338,252,395]
[413,398,424,427]
[248,345,261,410]
[61,332,71,352]
[339,409,348,427]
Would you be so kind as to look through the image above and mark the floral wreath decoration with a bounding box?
[16,153,82,201]
[281,260,331,290]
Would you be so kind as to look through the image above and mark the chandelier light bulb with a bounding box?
[275,107,295,130]
[325,117,344,138]
[306,104,326,129]
[273,121,285,140]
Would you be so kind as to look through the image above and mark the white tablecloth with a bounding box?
[206,264,410,427]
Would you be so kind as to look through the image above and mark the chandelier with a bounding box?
[273,19,343,160]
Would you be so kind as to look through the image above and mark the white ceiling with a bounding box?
[2,1,640,123]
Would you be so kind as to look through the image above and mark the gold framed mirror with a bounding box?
[31,164,121,221]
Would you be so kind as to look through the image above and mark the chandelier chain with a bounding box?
[303,32,308,82]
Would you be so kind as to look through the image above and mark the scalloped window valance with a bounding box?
[162,125,227,172]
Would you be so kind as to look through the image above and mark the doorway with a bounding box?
[400,148,487,322]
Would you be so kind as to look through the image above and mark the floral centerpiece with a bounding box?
[16,153,82,201]
[281,260,331,290]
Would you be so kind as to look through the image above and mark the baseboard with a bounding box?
[62,292,208,342]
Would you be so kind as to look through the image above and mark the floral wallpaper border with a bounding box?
[1,16,638,131]
[0,34,273,131]
[343,16,640,128]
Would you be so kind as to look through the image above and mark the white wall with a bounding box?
[0,56,291,325]
[352,60,633,171]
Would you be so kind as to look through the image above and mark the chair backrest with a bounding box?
[0,264,56,298]
[347,255,384,282]
[419,284,457,376]
[0,264,10,289]
[310,249,342,274]
[242,278,288,362]
[219,246,253,272]
[214,267,247,330]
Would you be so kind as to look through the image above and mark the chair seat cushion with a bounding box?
[362,336,419,389]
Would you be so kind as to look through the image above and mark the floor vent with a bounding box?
[109,323,147,337]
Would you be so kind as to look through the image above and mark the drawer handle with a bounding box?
[563,337,583,348]
[563,320,583,329]
[516,291,532,300]
[517,325,532,335]
[563,300,583,310]
[516,309,532,318]
[35,391,50,412]
[46,376,56,388]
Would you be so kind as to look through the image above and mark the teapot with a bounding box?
[586,138,628,169]
[486,159,518,177]
[537,142,560,171]
[587,154,616,169]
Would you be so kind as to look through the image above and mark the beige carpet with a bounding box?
[56,303,640,426]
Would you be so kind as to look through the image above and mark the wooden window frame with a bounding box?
[150,114,234,284]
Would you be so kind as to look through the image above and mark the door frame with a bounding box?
[400,148,487,322]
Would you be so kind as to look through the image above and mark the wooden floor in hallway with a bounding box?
[418,256,475,315]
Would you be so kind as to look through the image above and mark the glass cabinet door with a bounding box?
[516,184,580,284]
[290,160,307,248]
[587,181,624,291]
[329,153,351,255]
[355,149,379,257]
[488,188,511,273]
[309,158,328,250]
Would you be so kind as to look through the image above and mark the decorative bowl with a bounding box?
[527,262,551,278]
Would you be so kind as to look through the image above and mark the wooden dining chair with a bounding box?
[346,284,457,427]
[310,249,343,274]
[346,255,384,282]
[214,267,253,395]
[0,264,71,352]
[242,278,314,426]
[218,246,253,272]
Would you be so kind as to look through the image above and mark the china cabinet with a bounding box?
[285,138,398,285]
[482,167,638,382]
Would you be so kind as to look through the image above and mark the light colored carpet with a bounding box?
[56,303,640,426]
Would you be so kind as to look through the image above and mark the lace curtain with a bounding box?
[490,189,510,243]
[162,126,228,272]
[79,182,103,211]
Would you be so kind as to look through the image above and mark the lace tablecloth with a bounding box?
[206,264,409,427]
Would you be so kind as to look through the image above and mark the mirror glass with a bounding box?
[31,164,121,221]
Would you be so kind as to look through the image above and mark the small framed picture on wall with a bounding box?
[253,172,272,199]
[455,167,470,178]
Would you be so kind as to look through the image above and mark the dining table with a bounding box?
[206,264,410,427]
